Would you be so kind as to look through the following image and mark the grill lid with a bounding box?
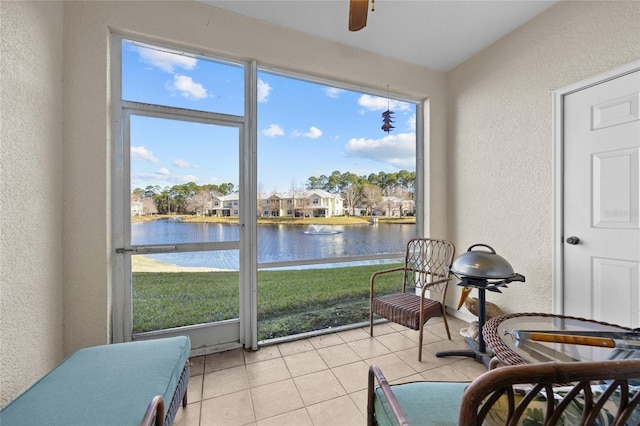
[450,244,516,280]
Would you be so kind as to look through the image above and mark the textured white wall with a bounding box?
[446,1,640,316]
[61,1,448,354]
[0,1,65,406]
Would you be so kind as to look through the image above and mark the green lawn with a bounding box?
[132,263,403,340]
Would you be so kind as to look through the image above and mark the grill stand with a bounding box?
[436,280,493,367]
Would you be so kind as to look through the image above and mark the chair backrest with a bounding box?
[402,238,455,293]
[459,358,640,425]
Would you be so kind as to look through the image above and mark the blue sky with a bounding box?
[123,40,416,193]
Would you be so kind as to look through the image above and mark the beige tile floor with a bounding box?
[173,316,487,426]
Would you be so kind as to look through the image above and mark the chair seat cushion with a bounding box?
[374,381,468,426]
[0,336,190,426]
[373,293,442,330]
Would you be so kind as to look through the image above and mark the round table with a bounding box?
[483,312,635,366]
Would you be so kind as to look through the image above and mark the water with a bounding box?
[132,220,415,269]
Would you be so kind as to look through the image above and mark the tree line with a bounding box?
[305,170,415,216]
[132,170,415,216]
[305,170,415,196]
[133,182,237,215]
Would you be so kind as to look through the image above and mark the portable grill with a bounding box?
[436,244,525,366]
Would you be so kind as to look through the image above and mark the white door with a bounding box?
[562,69,640,327]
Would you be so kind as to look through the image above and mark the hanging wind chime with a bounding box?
[381,85,395,133]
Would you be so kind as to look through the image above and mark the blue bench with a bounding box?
[0,336,190,426]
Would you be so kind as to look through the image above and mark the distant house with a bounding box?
[207,192,240,217]
[131,194,144,216]
[261,192,288,217]
[379,196,415,217]
[349,196,415,217]
[260,190,344,218]
[131,200,144,217]
[305,189,344,217]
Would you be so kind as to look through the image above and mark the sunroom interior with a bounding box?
[1,0,639,423]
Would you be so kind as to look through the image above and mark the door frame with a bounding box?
[110,33,259,354]
[552,60,640,314]
[118,103,248,355]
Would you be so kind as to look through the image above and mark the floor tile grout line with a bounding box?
[183,321,478,425]
[280,350,308,420]
[197,360,205,426]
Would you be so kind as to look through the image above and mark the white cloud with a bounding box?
[262,124,284,137]
[134,45,197,73]
[344,132,416,169]
[323,87,345,98]
[407,115,416,131]
[131,146,159,163]
[170,75,208,100]
[138,170,201,184]
[173,159,191,168]
[358,94,411,112]
[303,126,323,139]
[257,79,272,102]
[178,174,199,183]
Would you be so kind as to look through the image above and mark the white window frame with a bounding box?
[111,34,426,348]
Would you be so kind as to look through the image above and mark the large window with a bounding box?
[115,37,421,349]
[255,70,418,341]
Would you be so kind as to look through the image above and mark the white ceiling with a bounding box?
[200,0,558,71]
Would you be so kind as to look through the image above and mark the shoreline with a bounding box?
[131,214,416,226]
[132,255,229,273]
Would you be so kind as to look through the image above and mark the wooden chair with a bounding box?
[368,359,640,425]
[369,238,455,361]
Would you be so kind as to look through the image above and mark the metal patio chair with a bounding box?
[369,238,455,361]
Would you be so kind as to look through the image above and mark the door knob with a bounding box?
[566,236,580,245]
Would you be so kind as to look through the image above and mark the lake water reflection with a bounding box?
[132,220,415,269]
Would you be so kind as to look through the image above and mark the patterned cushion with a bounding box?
[483,384,640,426]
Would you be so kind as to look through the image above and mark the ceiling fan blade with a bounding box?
[349,0,368,31]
